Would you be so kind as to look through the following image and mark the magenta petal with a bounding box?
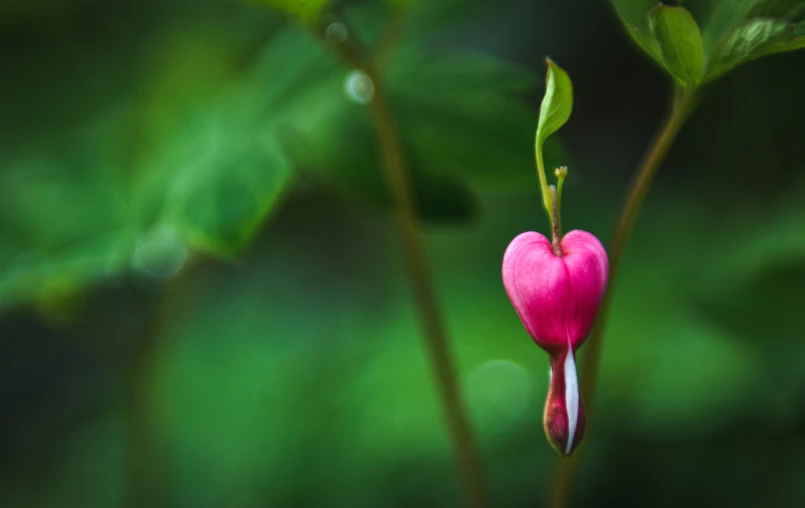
[502,230,608,352]
[502,232,569,353]
[544,346,586,455]
[560,230,609,347]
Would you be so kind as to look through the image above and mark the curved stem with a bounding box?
[370,71,488,508]
[548,87,697,508]
[318,22,488,508]
[555,166,567,242]
[550,185,562,256]
[536,143,554,224]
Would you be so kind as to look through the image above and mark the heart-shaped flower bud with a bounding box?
[502,230,608,455]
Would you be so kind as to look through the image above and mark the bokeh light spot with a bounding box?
[325,22,348,44]
[343,69,374,104]
[132,226,188,280]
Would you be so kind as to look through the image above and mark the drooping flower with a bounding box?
[502,230,608,455]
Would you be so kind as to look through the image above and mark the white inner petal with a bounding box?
[564,349,579,455]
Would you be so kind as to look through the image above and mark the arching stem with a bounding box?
[316,16,488,508]
[548,87,698,507]
[550,185,562,256]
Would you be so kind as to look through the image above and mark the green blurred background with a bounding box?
[2,0,805,507]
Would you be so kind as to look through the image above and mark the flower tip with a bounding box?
[543,349,586,456]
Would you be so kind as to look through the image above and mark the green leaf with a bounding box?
[535,59,572,156]
[615,10,665,68]
[534,58,572,216]
[0,231,134,312]
[389,52,567,191]
[160,134,292,256]
[789,4,805,22]
[611,1,666,68]
[281,69,477,221]
[699,0,760,53]
[648,5,705,89]
[132,35,296,255]
[704,18,805,81]
[265,25,558,221]
[0,109,138,310]
[696,0,805,50]
[610,0,657,28]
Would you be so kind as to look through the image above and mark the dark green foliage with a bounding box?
[613,0,805,86]
[5,1,805,507]
[0,0,562,308]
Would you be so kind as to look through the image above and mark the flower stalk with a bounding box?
[548,86,698,508]
[502,228,608,456]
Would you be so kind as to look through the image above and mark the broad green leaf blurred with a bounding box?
[615,15,663,68]
[610,0,656,28]
[386,52,566,192]
[697,0,804,52]
[0,0,558,308]
[611,0,664,68]
[257,27,478,220]
[0,5,291,306]
[704,18,805,81]
[648,5,704,89]
[265,14,561,219]
[613,0,805,86]
[0,116,136,310]
[147,125,292,256]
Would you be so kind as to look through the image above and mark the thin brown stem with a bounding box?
[318,21,488,508]
[550,185,562,256]
[548,87,696,508]
[370,70,488,508]
[373,9,406,71]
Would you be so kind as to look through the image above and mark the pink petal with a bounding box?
[560,230,609,348]
[502,232,569,354]
[502,230,608,352]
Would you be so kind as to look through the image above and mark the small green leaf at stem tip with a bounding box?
[535,58,572,222]
[648,5,704,89]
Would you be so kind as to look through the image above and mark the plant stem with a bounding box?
[371,70,488,508]
[550,185,562,256]
[536,141,554,224]
[372,8,406,70]
[319,23,488,508]
[555,168,566,238]
[548,87,696,508]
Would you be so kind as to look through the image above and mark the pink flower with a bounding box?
[502,230,608,455]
